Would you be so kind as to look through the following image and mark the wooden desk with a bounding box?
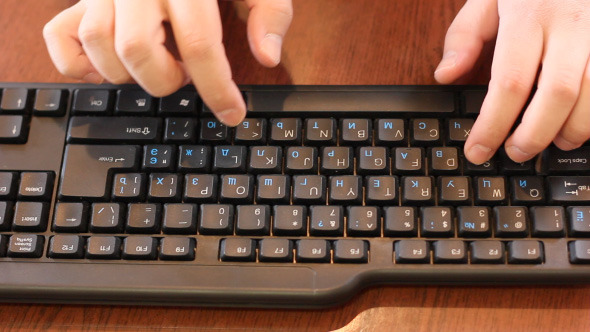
[0,1,588,331]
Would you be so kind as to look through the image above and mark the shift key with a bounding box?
[67,116,162,143]
[59,145,140,200]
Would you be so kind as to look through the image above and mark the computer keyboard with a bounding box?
[1,83,589,307]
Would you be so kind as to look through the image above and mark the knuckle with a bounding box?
[115,37,151,67]
[541,75,580,102]
[78,23,110,45]
[491,70,531,96]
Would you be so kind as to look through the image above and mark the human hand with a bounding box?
[43,0,293,126]
[435,0,590,164]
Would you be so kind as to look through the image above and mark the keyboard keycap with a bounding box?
[384,207,417,237]
[256,175,290,203]
[1,88,29,113]
[569,240,590,264]
[178,146,210,172]
[18,172,54,201]
[7,234,44,258]
[34,89,67,116]
[475,176,506,204]
[395,240,429,263]
[113,173,145,201]
[341,119,371,145]
[236,205,270,235]
[86,236,121,259]
[402,176,433,204]
[90,203,124,233]
[510,176,545,204]
[162,203,197,234]
[285,147,317,174]
[365,176,398,205]
[12,202,49,232]
[333,240,369,263]
[530,206,565,237]
[457,206,491,238]
[357,147,389,174]
[259,239,293,262]
[48,235,84,259]
[411,119,440,145]
[542,146,590,174]
[0,115,26,143]
[148,174,181,202]
[0,201,13,231]
[68,117,161,143]
[433,240,467,263]
[548,176,590,203]
[394,148,423,173]
[183,174,217,202]
[159,237,195,261]
[0,172,17,199]
[220,238,256,262]
[494,206,529,238]
[52,202,87,233]
[375,119,406,145]
[235,118,266,144]
[305,118,336,145]
[421,207,454,237]
[115,89,154,115]
[122,236,158,260]
[126,203,161,234]
[470,240,505,264]
[272,205,307,236]
[508,240,543,264]
[321,147,353,174]
[446,119,473,145]
[72,89,111,114]
[568,207,590,236]
[164,118,195,143]
[296,239,330,263]
[347,206,380,237]
[158,90,197,115]
[310,205,344,236]
[270,118,301,145]
[199,204,234,235]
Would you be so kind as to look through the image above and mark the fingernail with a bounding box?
[506,145,533,162]
[467,144,493,164]
[554,135,581,151]
[261,33,283,66]
[435,51,457,74]
[82,72,104,85]
[216,108,242,127]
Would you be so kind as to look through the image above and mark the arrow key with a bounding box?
[34,89,67,116]
[0,115,27,143]
[52,202,88,233]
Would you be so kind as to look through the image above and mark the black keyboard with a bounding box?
[1,83,589,307]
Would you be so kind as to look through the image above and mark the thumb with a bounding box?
[435,0,499,83]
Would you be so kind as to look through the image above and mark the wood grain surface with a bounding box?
[0,1,588,331]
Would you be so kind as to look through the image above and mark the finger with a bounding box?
[78,0,131,84]
[167,0,246,126]
[554,58,590,150]
[504,24,590,161]
[434,0,499,84]
[463,9,543,164]
[245,0,293,67]
[43,1,104,83]
[114,0,186,97]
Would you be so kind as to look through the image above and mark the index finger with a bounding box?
[167,0,246,126]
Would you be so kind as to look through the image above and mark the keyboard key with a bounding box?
[384,207,417,237]
[499,149,534,174]
[365,176,398,205]
[143,145,175,171]
[34,89,67,116]
[178,145,210,172]
[122,236,158,260]
[115,89,154,115]
[52,202,87,233]
[162,203,197,234]
[292,175,326,204]
[530,206,565,237]
[548,176,590,203]
[0,201,13,231]
[470,240,505,264]
[90,203,124,233]
[48,235,85,259]
[395,240,429,263]
[321,147,353,174]
[310,205,343,236]
[220,174,254,203]
[248,146,281,173]
[0,172,17,199]
[394,148,423,173]
[69,117,162,144]
[329,176,361,204]
[542,146,590,174]
[18,172,54,201]
[183,174,217,202]
[72,89,111,114]
[272,205,307,236]
[433,240,467,263]
[508,240,543,264]
[113,173,145,201]
[0,115,26,143]
[341,119,371,145]
[375,119,406,145]
[510,176,545,204]
[148,173,181,201]
[236,205,270,235]
[357,147,389,174]
[235,118,266,144]
[421,207,454,237]
[438,176,471,205]
[411,119,440,145]
[569,240,590,264]
[12,202,49,232]
[259,239,293,262]
[220,238,256,262]
[463,90,486,114]
[199,204,234,235]
[347,206,380,237]
[568,207,590,236]
[7,234,44,258]
[159,237,195,261]
[457,206,491,237]
[464,157,497,175]
[305,118,336,145]
[402,176,433,204]
[429,147,459,174]
[475,176,506,204]
[256,175,290,203]
[446,118,473,145]
[285,147,317,174]
[333,240,369,263]
[126,203,161,234]
[270,118,301,145]
[86,236,121,259]
[1,88,29,113]
[164,118,196,143]
[296,239,330,263]
[213,146,247,173]
[158,90,197,115]
[59,145,140,200]
[494,206,529,238]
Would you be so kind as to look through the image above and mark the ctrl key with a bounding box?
[7,234,44,258]
[569,240,590,264]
